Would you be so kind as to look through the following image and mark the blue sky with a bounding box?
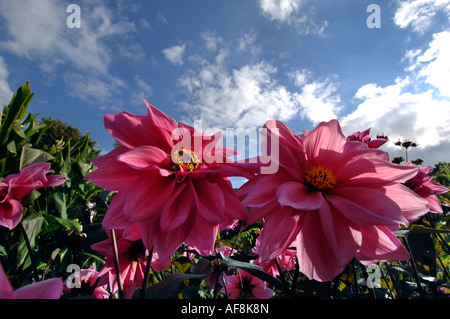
[0,0,449,170]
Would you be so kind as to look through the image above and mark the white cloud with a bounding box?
[393,0,450,33]
[340,28,450,166]
[259,0,303,22]
[178,59,299,130]
[0,0,140,107]
[258,0,328,36]
[163,44,186,65]
[414,31,450,96]
[201,31,224,52]
[237,30,261,56]
[0,56,13,106]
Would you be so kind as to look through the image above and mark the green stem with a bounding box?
[110,229,125,299]
[19,221,40,282]
[140,245,154,299]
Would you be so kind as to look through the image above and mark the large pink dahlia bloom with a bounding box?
[85,101,251,260]
[238,119,429,282]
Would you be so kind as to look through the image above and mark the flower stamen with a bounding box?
[303,165,336,192]
[171,149,200,182]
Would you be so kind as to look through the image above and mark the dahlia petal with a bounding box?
[328,187,404,226]
[258,207,302,263]
[117,145,170,170]
[192,179,225,224]
[160,181,193,231]
[13,278,63,299]
[143,100,177,133]
[276,181,324,211]
[152,218,193,260]
[296,207,360,282]
[246,199,280,225]
[124,174,175,223]
[242,173,287,207]
[215,178,250,221]
[84,160,143,191]
[0,199,23,230]
[383,184,429,224]
[186,214,220,256]
[356,225,410,265]
[91,145,129,168]
[303,119,346,167]
[101,192,132,230]
[0,264,14,298]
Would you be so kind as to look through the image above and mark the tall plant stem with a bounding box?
[110,229,125,299]
[19,221,40,282]
[404,237,425,298]
[141,245,154,299]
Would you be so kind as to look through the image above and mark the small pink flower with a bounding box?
[85,101,252,260]
[63,267,109,299]
[238,119,429,281]
[0,162,67,230]
[91,225,171,299]
[221,269,274,299]
[405,163,448,214]
[0,263,62,299]
[346,128,388,148]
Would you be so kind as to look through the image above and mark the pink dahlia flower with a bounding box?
[221,269,274,299]
[63,267,109,299]
[238,119,429,281]
[85,101,251,260]
[0,263,62,299]
[346,128,388,149]
[0,162,67,230]
[91,225,171,299]
[404,163,448,214]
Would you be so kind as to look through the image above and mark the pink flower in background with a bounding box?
[405,163,448,214]
[85,101,252,260]
[0,162,67,230]
[63,267,109,299]
[238,119,429,281]
[0,263,62,299]
[221,269,274,299]
[346,127,388,149]
[91,225,171,299]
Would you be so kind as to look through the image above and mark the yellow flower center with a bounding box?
[303,165,336,192]
[171,149,200,182]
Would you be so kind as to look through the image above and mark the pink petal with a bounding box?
[117,145,170,170]
[84,160,143,191]
[192,179,225,225]
[296,206,360,282]
[153,218,193,260]
[124,173,175,223]
[276,181,324,211]
[143,100,177,133]
[13,278,63,299]
[383,184,429,224]
[186,214,220,256]
[242,173,287,207]
[258,207,302,263]
[0,264,14,298]
[302,119,346,167]
[327,187,404,226]
[160,180,194,231]
[356,225,410,265]
[0,199,23,230]
[101,192,132,230]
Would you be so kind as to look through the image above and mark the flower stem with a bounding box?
[110,229,125,299]
[19,221,40,282]
[141,245,154,299]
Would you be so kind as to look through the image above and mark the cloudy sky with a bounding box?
[0,0,449,170]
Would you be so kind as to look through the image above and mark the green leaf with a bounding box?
[12,119,26,138]
[51,191,67,219]
[144,273,205,299]
[19,145,54,170]
[17,211,44,267]
[393,225,450,237]
[6,140,16,154]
